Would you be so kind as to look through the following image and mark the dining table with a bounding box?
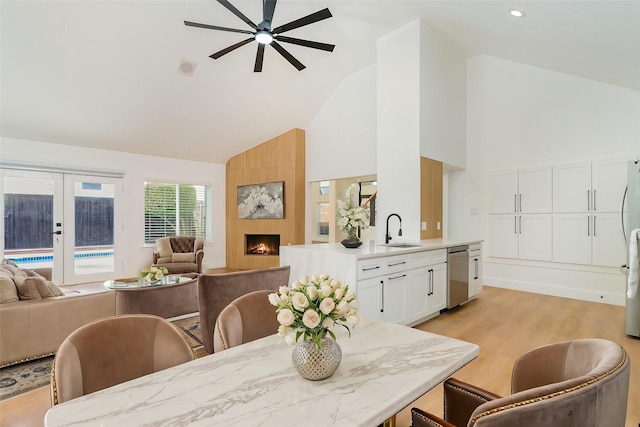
[44,317,479,426]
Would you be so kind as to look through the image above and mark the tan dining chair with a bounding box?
[411,338,630,427]
[198,266,290,353]
[51,314,194,405]
[213,290,280,352]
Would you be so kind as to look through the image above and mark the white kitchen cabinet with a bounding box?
[356,255,409,324]
[468,244,483,298]
[554,212,627,267]
[489,166,552,214]
[518,214,553,261]
[406,267,429,324]
[488,213,552,261]
[554,158,628,213]
[357,272,407,324]
[426,262,447,314]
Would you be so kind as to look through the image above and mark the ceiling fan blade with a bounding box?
[254,44,265,72]
[217,0,258,30]
[276,36,334,52]
[270,41,305,71]
[271,8,332,34]
[210,38,254,59]
[263,0,277,30]
[184,21,253,35]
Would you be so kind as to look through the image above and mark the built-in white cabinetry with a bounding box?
[552,159,628,267]
[488,166,553,261]
[468,244,483,297]
[489,166,552,213]
[356,249,447,326]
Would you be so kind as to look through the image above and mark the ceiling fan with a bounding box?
[185,0,335,72]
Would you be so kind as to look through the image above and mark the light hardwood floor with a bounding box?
[0,286,638,427]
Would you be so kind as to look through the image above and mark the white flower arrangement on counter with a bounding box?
[269,274,360,349]
[336,183,369,240]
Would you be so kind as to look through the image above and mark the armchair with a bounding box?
[411,338,630,427]
[153,236,204,274]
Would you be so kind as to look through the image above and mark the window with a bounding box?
[144,181,208,244]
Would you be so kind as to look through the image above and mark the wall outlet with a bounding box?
[421,221,427,230]
[437,221,441,231]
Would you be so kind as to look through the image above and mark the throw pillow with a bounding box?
[48,282,65,297]
[0,273,19,303]
[13,271,42,300]
[172,252,195,263]
[156,238,173,258]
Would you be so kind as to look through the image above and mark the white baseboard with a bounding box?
[484,276,625,306]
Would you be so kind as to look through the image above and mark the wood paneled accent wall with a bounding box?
[420,156,443,239]
[226,128,306,269]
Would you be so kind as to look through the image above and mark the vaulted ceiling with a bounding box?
[2,1,639,164]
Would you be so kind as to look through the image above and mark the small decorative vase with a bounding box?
[292,337,342,380]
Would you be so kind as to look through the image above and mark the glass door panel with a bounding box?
[63,175,122,283]
[1,169,64,282]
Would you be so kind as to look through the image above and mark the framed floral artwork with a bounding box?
[237,181,284,219]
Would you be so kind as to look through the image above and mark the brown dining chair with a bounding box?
[411,338,630,427]
[213,289,280,352]
[51,314,194,405]
[197,266,290,353]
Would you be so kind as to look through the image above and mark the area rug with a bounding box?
[0,315,206,401]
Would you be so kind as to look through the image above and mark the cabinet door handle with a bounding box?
[388,274,406,281]
[362,266,381,272]
[593,190,597,211]
[474,259,479,280]
[514,194,517,212]
[519,194,522,212]
[519,216,522,234]
[387,261,407,267]
[593,215,596,236]
[514,216,517,234]
[380,280,384,312]
[587,215,590,236]
[587,190,590,211]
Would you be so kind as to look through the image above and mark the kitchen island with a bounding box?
[280,238,483,327]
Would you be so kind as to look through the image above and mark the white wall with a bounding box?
[306,64,377,183]
[419,21,467,170]
[0,137,227,279]
[450,55,640,305]
[377,20,422,242]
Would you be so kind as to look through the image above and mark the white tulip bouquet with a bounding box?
[269,274,360,349]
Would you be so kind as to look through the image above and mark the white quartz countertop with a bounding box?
[45,318,479,427]
[282,238,483,259]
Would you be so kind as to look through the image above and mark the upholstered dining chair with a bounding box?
[411,338,630,427]
[51,314,194,405]
[198,266,290,353]
[213,290,280,352]
[153,236,204,274]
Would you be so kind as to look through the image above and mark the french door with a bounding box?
[1,169,123,284]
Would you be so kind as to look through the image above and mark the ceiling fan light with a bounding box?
[255,31,274,44]
[509,9,526,18]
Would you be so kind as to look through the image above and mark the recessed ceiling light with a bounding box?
[510,9,526,18]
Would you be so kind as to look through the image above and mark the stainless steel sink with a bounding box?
[384,243,422,248]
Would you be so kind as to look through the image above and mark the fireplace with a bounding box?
[245,234,280,256]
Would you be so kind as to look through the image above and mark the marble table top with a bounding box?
[45,318,479,427]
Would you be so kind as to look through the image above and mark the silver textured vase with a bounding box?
[292,337,342,381]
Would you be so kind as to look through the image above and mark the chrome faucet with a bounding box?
[385,213,402,244]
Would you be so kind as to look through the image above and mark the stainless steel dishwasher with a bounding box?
[447,245,469,308]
